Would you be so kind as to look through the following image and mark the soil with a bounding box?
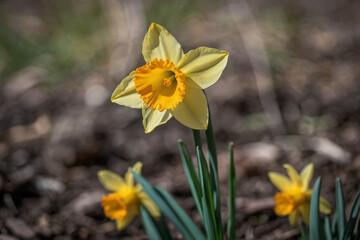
[1,0,360,239]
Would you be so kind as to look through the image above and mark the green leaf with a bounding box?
[301,221,309,240]
[324,217,332,240]
[309,177,323,240]
[157,215,173,240]
[336,178,345,239]
[209,153,223,238]
[203,99,223,239]
[332,212,338,236]
[178,141,203,220]
[132,171,206,240]
[205,109,218,171]
[141,206,167,240]
[201,196,216,240]
[342,191,360,240]
[197,147,218,239]
[227,142,236,240]
[192,129,202,149]
[154,187,207,240]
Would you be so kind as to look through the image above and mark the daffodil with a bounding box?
[111,23,229,133]
[268,163,331,226]
[98,162,160,230]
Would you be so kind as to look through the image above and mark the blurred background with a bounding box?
[1,0,360,239]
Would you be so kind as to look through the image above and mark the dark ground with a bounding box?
[1,0,360,239]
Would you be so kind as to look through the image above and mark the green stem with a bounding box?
[205,110,218,172]
[204,103,223,238]
[227,142,236,240]
[192,129,202,150]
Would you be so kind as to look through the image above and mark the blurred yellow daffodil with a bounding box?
[268,163,331,226]
[111,23,229,133]
[98,162,160,230]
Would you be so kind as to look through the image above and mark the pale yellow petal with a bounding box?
[177,47,229,89]
[142,106,172,133]
[125,162,143,186]
[300,163,314,190]
[171,86,208,130]
[135,183,143,192]
[319,196,332,214]
[299,203,311,225]
[185,77,202,89]
[115,211,136,230]
[98,170,127,192]
[142,23,184,65]
[268,172,293,192]
[139,192,161,217]
[288,210,299,226]
[284,164,302,186]
[111,71,143,109]
[132,162,142,174]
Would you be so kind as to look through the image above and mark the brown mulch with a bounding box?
[1,0,360,239]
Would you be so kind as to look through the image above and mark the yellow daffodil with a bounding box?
[111,23,229,133]
[268,163,331,226]
[98,162,160,230]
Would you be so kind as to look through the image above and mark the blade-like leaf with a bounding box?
[201,196,215,240]
[205,109,218,171]
[154,187,207,240]
[332,212,338,236]
[178,141,203,219]
[141,206,166,240]
[157,215,173,240]
[310,177,323,240]
[197,147,218,239]
[209,153,223,238]
[301,221,309,240]
[132,171,205,240]
[342,192,360,240]
[227,142,236,240]
[324,217,332,240]
[154,186,205,239]
[336,178,345,239]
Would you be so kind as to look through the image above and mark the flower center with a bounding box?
[134,58,186,112]
[274,191,306,216]
[101,188,140,220]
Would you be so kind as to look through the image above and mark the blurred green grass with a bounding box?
[144,0,211,30]
[0,0,215,85]
[0,0,108,83]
